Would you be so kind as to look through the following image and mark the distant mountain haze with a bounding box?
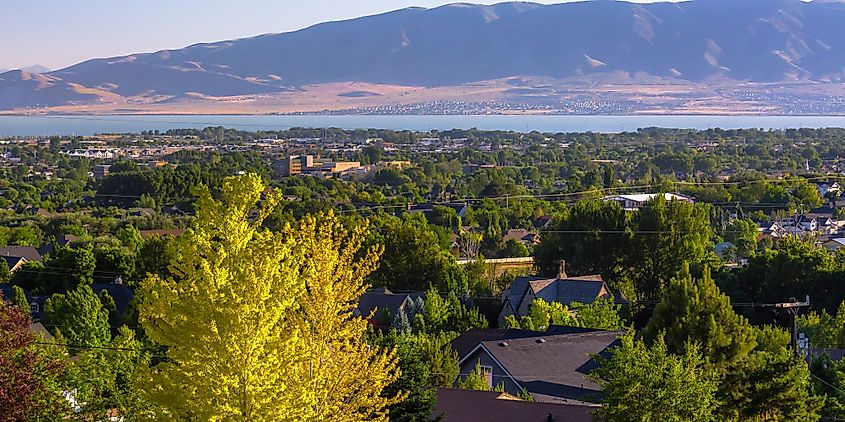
[4,0,845,111]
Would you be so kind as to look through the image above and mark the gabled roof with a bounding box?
[139,229,185,239]
[0,246,42,262]
[356,288,424,318]
[450,328,546,361]
[2,255,26,272]
[432,388,596,422]
[472,330,624,402]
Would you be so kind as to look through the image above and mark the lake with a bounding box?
[3,114,845,136]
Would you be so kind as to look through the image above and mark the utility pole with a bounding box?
[771,296,811,358]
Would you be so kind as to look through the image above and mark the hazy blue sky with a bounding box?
[0,0,670,71]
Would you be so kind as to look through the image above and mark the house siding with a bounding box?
[459,348,522,395]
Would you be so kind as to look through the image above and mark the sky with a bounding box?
[0,0,670,71]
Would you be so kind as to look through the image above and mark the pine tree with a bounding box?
[643,264,756,368]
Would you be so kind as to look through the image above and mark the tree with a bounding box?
[45,283,111,349]
[503,239,530,257]
[413,287,488,334]
[457,362,503,392]
[810,353,845,420]
[369,214,466,292]
[12,285,28,311]
[0,298,71,420]
[629,196,714,299]
[504,297,624,331]
[42,245,97,292]
[0,259,10,284]
[137,174,401,420]
[377,331,459,422]
[590,332,719,422]
[719,349,823,421]
[74,326,157,419]
[643,265,756,369]
[725,218,759,258]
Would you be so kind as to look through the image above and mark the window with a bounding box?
[480,365,494,388]
[30,302,39,314]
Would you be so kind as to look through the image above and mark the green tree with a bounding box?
[535,200,630,281]
[457,362,503,392]
[725,218,759,258]
[45,283,111,349]
[74,326,157,419]
[719,349,823,421]
[369,214,466,292]
[12,285,28,310]
[643,265,756,369]
[590,332,719,422]
[629,196,714,299]
[0,259,10,284]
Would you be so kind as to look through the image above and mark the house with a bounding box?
[450,326,602,361]
[532,216,553,230]
[823,238,845,252]
[432,388,597,422]
[602,193,694,211]
[0,284,48,321]
[457,330,624,403]
[90,282,135,316]
[356,288,425,329]
[501,229,541,248]
[139,229,185,239]
[498,262,624,327]
[2,255,27,272]
[406,202,468,218]
[817,182,842,198]
[0,246,42,262]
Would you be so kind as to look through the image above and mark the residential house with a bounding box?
[0,246,42,263]
[139,229,185,239]
[450,326,602,361]
[432,388,596,422]
[90,282,135,316]
[501,229,541,249]
[498,262,624,327]
[817,182,842,198]
[2,255,27,272]
[602,193,694,211]
[532,216,553,230]
[406,202,469,219]
[458,330,624,403]
[823,238,845,252]
[356,288,425,329]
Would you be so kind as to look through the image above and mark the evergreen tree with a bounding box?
[719,349,824,421]
[12,285,28,311]
[643,265,756,368]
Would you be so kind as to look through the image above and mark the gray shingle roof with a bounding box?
[481,330,623,402]
[0,246,42,262]
[433,388,596,422]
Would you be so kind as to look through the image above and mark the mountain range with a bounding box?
[5,0,845,114]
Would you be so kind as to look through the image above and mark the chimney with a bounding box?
[558,260,567,279]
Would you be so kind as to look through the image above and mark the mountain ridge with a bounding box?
[5,0,845,113]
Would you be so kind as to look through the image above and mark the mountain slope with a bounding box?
[6,0,845,111]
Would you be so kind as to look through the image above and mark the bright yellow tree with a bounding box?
[287,213,403,421]
[136,174,401,421]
